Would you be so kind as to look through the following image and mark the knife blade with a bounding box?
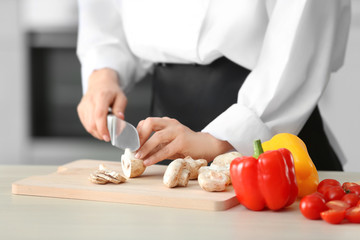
[107,113,140,152]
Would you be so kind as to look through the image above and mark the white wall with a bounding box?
[319,0,360,172]
[0,0,26,164]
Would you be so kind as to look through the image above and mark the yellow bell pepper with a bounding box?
[262,133,319,197]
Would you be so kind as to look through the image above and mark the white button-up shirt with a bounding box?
[77,0,351,155]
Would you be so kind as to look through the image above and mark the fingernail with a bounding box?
[117,112,124,119]
[143,159,150,166]
[103,135,110,142]
[135,152,141,159]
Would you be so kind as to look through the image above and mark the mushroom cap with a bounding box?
[198,170,228,192]
[211,151,242,169]
[199,166,231,185]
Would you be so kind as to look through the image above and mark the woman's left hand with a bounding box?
[135,117,233,166]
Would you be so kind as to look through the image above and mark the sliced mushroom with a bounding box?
[89,164,126,184]
[121,148,146,178]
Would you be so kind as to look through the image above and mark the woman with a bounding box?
[77,0,350,169]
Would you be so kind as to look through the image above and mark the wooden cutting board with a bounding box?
[12,159,239,211]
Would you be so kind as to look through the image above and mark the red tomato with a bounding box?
[311,192,326,199]
[341,193,360,208]
[300,193,327,220]
[348,185,360,196]
[326,200,350,211]
[324,186,346,201]
[345,206,360,223]
[342,182,358,192]
[321,209,346,224]
[318,179,341,195]
[357,199,360,206]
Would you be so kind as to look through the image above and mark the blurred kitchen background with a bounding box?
[0,0,359,171]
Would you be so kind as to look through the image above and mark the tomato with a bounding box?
[342,182,358,192]
[326,200,350,211]
[300,193,327,220]
[341,193,360,208]
[321,209,346,224]
[311,192,326,199]
[301,179,360,224]
[324,186,345,201]
[317,179,341,195]
[345,206,360,223]
[348,185,360,196]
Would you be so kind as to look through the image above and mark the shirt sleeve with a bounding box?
[76,0,148,94]
[202,0,351,156]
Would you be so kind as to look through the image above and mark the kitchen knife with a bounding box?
[107,113,140,152]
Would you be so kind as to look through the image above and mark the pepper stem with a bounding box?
[253,139,264,159]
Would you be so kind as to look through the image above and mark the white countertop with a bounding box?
[1,165,360,240]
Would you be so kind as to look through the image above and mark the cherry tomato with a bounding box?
[342,182,358,192]
[321,209,346,224]
[326,200,350,211]
[311,192,326,198]
[348,185,360,196]
[357,199,360,206]
[345,206,360,223]
[318,179,341,195]
[324,186,345,201]
[300,193,327,220]
[341,193,360,208]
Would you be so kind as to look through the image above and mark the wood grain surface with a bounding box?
[12,159,238,211]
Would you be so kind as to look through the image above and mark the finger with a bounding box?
[136,120,144,131]
[77,101,86,130]
[143,140,180,166]
[112,91,127,120]
[77,99,102,140]
[89,126,102,140]
[136,120,145,146]
[135,129,175,159]
[137,117,170,146]
[94,94,114,142]
[84,113,102,140]
[85,108,103,140]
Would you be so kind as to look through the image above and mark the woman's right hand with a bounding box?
[77,68,127,142]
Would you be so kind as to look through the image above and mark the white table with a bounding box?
[1,165,360,240]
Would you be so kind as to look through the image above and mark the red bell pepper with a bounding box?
[230,140,298,211]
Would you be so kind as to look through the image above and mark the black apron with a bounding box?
[149,57,342,171]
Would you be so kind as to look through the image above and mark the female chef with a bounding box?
[76,0,351,170]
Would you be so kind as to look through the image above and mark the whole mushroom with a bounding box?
[183,156,208,180]
[197,151,242,192]
[163,159,190,188]
[198,168,229,192]
[209,151,242,185]
[199,166,231,185]
[211,151,242,169]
